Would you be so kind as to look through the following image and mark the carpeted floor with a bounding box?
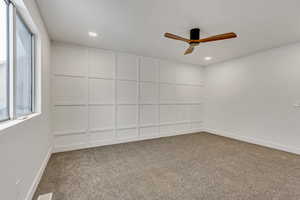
[34,132,300,200]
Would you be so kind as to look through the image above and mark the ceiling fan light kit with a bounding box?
[164,28,237,55]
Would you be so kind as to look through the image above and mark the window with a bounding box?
[0,0,8,121]
[0,0,35,122]
[15,13,34,117]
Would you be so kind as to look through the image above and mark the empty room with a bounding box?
[1,0,300,199]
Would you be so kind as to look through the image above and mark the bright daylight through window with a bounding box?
[0,0,35,122]
[15,13,34,117]
[0,0,8,121]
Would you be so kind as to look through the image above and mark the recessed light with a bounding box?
[88,32,98,37]
[204,57,212,61]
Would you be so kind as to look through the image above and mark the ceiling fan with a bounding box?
[164,28,237,55]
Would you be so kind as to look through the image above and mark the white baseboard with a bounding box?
[25,146,52,200]
[53,129,204,153]
[204,128,300,155]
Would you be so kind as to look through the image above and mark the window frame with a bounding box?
[15,9,36,117]
[0,0,9,122]
[0,0,36,123]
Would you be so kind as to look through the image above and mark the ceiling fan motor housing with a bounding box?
[190,28,200,40]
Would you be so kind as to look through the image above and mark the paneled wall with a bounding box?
[51,43,204,152]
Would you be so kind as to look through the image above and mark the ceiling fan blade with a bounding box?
[192,32,237,43]
[184,46,194,55]
[164,33,190,43]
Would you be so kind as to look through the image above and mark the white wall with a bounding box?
[51,42,204,152]
[0,1,299,199]
[0,0,51,200]
[204,43,300,154]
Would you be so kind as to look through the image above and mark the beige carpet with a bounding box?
[34,132,300,200]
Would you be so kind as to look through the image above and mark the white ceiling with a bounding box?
[37,0,300,66]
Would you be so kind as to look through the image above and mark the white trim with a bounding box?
[159,121,195,126]
[53,73,86,78]
[159,102,203,105]
[25,146,52,200]
[116,126,138,130]
[137,57,140,137]
[53,129,87,136]
[54,104,87,107]
[204,128,300,155]
[117,78,138,82]
[0,112,40,133]
[113,53,117,144]
[51,43,205,154]
[139,124,158,128]
[53,129,203,153]
[88,128,114,133]
[88,76,114,80]
[88,103,114,106]
[159,82,204,87]
[52,121,202,137]
[8,2,16,120]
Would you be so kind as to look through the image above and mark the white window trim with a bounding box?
[14,9,36,118]
[0,0,41,131]
[0,113,40,132]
